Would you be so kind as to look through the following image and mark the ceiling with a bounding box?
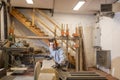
[10,0,117,14]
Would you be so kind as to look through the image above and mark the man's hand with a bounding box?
[45,56,53,60]
[52,63,60,68]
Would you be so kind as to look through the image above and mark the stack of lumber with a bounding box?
[34,60,59,80]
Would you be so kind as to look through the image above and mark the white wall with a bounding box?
[52,13,95,35]
[99,13,120,79]
[100,14,120,59]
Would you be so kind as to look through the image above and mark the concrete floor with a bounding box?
[0,67,34,80]
[88,68,118,80]
[0,67,118,80]
[0,76,33,80]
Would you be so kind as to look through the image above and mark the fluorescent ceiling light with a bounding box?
[118,0,120,3]
[73,1,85,11]
[26,0,33,4]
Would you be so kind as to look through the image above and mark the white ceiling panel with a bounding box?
[11,0,54,8]
[10,0,117,14]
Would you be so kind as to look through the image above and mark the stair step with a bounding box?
[26,21,32,23]
[44,34,49,37]
[25,21,32,25]
[31,26,39,30]
[40,31,44,33]
[30,26,43,33]
[37,29,42,32]
[14,11,26,19]
[35,27,39,29]
[21,15,26,19]
[13,9,19,13]
[33,26,38,28]
[13,10,25,18]
[22,18,28,22]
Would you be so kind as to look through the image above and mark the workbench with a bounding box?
[0,47,33,68]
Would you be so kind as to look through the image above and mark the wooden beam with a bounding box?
[32,8,35,26]
[15,35,53,39]
[14,7,53,12]
[67,76,107,80]
[71,74,100,76]
[11,67,27,71]
[70,71,96,74]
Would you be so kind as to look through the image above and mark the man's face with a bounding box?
[49,41,57,49]
[50,42,53,48]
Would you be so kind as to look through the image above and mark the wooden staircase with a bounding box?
[10,8,49,44]
[36,9,76,51]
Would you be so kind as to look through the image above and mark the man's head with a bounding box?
[49,38,58,49]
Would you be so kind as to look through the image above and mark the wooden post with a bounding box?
[79,27,83,71]
[74,26,80,71]
[61,24,64,36]
[76,47,79,71]
[8,21,15,42]
[66,24,69,37]
[80,26,87,70]
[32,8,35,26]
[54,25,56,37]
[60,24,64,50]
[66,24,69,60]
[75,26,84,71]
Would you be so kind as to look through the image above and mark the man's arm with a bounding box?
[58,48,66,65]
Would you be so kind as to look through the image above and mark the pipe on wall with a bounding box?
[2,1,8,39]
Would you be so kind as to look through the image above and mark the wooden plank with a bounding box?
[10,67,27,71]
[76,47,79,71]
[38,60,58,80]
[70,71,96,74]
[67,76,107,80]
[38,73,55,80]
[32,9,35,26]
[80,27,87,70]
[12,70,25,74]
[79,27,83,71]
[71,74,100,76]
[15,35,52,39]
[34,61,41,80]
[41,60,55,70]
